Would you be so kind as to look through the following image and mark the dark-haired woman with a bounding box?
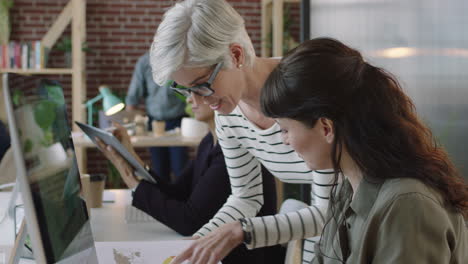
[261,37,468,263]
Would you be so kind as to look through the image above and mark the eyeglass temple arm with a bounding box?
[207,62,224,83]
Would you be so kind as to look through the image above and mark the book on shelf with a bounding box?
[9,42,15,69]
[0,40,45,70]
[21,43,29,70]
[14,42,21,69]
[3,43,8,67]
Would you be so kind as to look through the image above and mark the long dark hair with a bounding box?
[261,38,468,259]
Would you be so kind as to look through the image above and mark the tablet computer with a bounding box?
[75,121,156,184]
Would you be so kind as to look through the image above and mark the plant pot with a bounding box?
[38,142,67,169]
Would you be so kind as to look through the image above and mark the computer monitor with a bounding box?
[2,73,98,264]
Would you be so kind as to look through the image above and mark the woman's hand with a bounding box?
[171,221,244,264]
[112,121,133,151]
[111,121,145,167]
[95,137,140,189]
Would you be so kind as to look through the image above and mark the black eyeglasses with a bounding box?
[170,62,223,98]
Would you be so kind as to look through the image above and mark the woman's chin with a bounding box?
[216,104,235,115]
[305,162,316,170]
[305,161,326,171]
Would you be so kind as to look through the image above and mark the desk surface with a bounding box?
[91,189,184,242]
[0,190,184,263]
[0,192,19,263]
[72,132,202,148]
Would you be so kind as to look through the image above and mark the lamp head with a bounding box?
[99,85,125,116]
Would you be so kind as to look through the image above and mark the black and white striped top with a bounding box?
[194,107,336,262]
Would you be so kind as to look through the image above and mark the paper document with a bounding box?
[95,240,222,264]
[103,192,116,203]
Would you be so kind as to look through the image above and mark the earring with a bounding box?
[238,64,243,69]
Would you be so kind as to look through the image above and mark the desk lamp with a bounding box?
[85,85,125,126]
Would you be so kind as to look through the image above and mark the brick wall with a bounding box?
[10,0,299,179]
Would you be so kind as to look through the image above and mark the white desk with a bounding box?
[91,189,184,242]
[0,192,16,263]
[0,190,184,263]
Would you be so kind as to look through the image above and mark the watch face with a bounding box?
[242,219,252,230]
[240,219,253,244]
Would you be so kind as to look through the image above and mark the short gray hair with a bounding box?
[150,0,256,85]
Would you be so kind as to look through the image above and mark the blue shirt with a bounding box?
[125,52,186,120]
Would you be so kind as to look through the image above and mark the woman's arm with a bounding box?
[193,118,264,237]
[132,152,232,236]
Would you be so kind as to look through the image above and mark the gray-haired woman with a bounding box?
[150,1,335,263]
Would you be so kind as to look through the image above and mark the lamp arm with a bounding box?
[85,94,103,126]
[85,94,104,107]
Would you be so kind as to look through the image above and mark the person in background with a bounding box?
[261,38,468,263]
[96,96,285,264]
[126,52,188,181]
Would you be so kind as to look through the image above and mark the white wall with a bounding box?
[310,0,468,179]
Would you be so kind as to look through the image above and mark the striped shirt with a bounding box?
[194,106,336,264]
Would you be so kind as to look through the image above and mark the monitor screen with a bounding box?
[3,73,96,263]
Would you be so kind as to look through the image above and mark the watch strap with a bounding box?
[239,218,253,245]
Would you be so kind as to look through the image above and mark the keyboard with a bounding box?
[124,205,156,223]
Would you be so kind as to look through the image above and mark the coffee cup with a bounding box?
[80,174,106,213]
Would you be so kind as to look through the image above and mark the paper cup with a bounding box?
[81,174,106,213]
[152,121,166,136]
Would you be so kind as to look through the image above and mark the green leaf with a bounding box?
[23,138,33,153]
[185,103,194,118]
[46,85,65,105]
[34,100,57,130]
[12,89,23,106]
[41,129,54,147]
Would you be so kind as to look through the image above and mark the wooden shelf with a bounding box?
[2,0,88,173]
[0,68,73,75]
[262,0,300,57]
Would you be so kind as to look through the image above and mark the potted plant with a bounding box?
[54,36,91,67]
[0,0,13,45]
[14,92,67,170]
[33,99,68,169]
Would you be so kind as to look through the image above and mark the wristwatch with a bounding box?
[238,218,253,245]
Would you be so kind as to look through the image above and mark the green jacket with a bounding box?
[313,177,467,263]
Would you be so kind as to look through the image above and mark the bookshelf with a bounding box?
[261,0,300,57]
[0,0,87,172]
[261,0,301,209]
[0,68,73,75]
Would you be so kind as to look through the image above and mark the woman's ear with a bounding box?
[229,43,245,68]
[319,118,335,144]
